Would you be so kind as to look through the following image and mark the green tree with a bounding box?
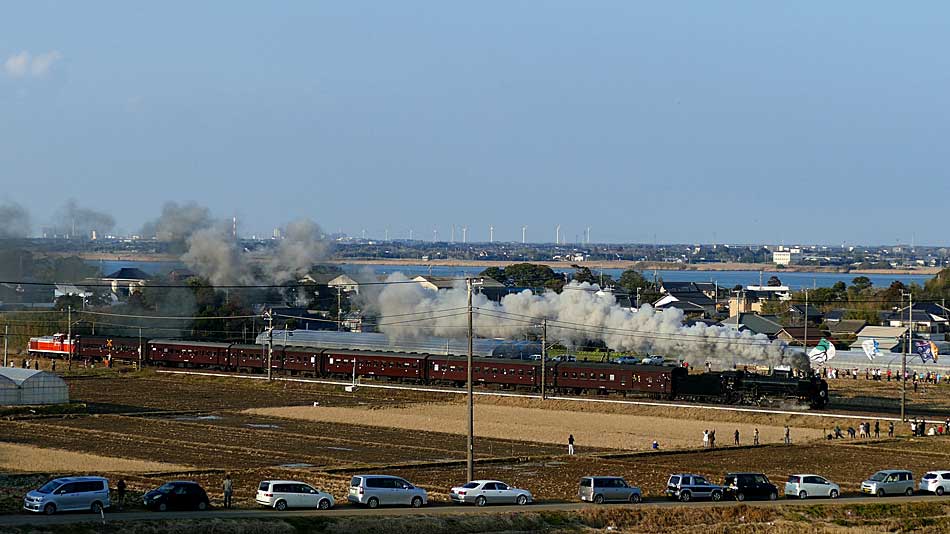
[767,275,782,287]
[851,276,873,292]
[478,267,507,285]
[618,269,651,296]
[501,263,560,289]
[571,265,597,285]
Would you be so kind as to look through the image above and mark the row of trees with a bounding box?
[478,263,661,303]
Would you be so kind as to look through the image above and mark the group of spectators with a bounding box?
[820,366,946,385]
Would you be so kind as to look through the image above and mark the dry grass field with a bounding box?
[0,442,188,473]
[247,400,826,450]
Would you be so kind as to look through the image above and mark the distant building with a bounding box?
[773,250,801,265]
[653,291,716,318]
[728,286,789,315]
[885,304,950,341]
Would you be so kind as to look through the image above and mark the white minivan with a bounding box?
[256,480,334,511]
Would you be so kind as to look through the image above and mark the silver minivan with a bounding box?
[861,470,914,497]
[347,475,427,509]
[578,476,642,504]
[23,477,111,515]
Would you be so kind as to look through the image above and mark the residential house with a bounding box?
[788,304,824,324]
[885,304,950,341]
[719,313,784,338]
[654,290,717,318]
[827,319,867,338]
[99,268,150,296]
[850,325,908,352]
[327,274,380,295]
[823,309,846,324]
[728,288,788,315]
[776,327,837,348]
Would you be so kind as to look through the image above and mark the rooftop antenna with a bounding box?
[522,225,527,244]
[489,225,494,243]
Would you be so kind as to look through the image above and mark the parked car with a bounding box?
[348,475,427,508]
[614,356,640,365]
[784,474,840,499]
[256,480,334,510]
[640,356,664,365]
[919,471,950,495]
[861,470,914,497]
[578,476,642,504]
[143,481,210,511]
[23,477,111,515]
[665,474,723,502]
[723,473,778,501]
[449,480,532,506]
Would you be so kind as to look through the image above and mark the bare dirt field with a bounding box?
[3,369,950,515]
[0,442,188,473]
[248,401,825,450]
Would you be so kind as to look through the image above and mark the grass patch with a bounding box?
[0,442,190,474]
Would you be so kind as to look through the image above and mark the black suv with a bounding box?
[143,481,211,511]
[723,473,778,501]
[666,474,724,502]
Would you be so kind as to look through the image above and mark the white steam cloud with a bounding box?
[373,275,809,370]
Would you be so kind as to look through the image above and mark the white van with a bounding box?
[256,480,334,510]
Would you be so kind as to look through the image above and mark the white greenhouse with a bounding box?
[0,368,69,405]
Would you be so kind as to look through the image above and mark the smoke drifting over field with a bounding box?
[141,202,328,285]
[53,200,115,238]
[373,275,808,370]
[0,200,30,238]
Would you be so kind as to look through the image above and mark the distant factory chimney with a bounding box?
[462,226,468,244]
[489,225,494,243]
[556,225,561,245]
[522,225,526,244]
[232,217,237,239]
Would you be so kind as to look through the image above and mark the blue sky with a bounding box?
[2,2,948,245]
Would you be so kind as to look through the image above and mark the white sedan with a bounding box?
[450,480,532,506]
[784,474,840,499]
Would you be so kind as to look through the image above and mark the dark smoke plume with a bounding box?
[0,200,30,238]
[52,199,115,238]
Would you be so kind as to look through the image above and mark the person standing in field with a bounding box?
[888,421,895,437]
[784,425,791,445]
[874,421,880,438]
[116,479,126,511]
[753,428,760,446]
[703,430,709,448]
[710,429,716,448]
[568,434,575,455]
[734,429,740,446]
[223,474,233,509]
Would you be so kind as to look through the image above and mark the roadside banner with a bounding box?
[808,338,836,364]
[861,338,881,361]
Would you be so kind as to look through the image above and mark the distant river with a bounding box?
[340,264,933,290]
[89,260,933,290]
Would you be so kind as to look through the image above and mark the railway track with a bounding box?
[157,369,950,424]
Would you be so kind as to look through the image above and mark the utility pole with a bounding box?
[265,310,274,380]
[67,305,72,371]
[466,278,475,481]
[901,291,912,421]
[337,287,343,331]
[540,319,547,400]
[3,324,7,368]
[138,327,143,370]
[803,289,808,354]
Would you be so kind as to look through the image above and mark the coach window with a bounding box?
[599,373,606,380]
[579,372,586,379]
[571,372,577,378]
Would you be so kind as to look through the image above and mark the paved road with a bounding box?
[2,494,945,527]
